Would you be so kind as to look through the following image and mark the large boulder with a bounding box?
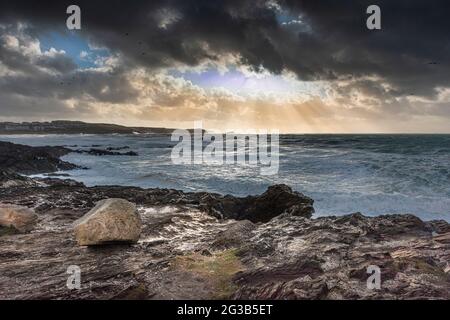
[73,198,142,246]
[0,203,38,233]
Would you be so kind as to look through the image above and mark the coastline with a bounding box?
[0,140,449,299]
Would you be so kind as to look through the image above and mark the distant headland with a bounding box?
[0,120,176,135]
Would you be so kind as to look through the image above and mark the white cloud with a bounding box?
[79,50,89,59]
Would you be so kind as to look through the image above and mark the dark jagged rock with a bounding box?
[428,220,450,234]
[120,151,139,156]
[0,141,138,176]
[106,146,130,151]
[74,148,138,156]
[37,177,86,188]
[197,184,314,222]
[0,169,40,188]
[0,141,77,174]
[44,173,71,177]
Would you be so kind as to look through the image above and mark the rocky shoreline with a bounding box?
[0,141,449,299]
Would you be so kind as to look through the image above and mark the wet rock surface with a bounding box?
[0,141,138,177]
[0,141,78,174]
[0,141,448,300]
[197,184,314,222]
[73,148,138,156]
[0,177,448,300]
[232,213,449,299]
[0,169,40,188]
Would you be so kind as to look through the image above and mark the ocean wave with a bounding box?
[2,133,449,220]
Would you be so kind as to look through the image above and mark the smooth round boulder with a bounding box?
[0,203,38,233]
[73,198,142,246]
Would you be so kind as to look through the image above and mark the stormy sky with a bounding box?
[0,0,449,132]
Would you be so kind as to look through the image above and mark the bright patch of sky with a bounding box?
[171,68,327,99]
[276,12,301,25]
[40,31,109,69]
[274,8,310,32]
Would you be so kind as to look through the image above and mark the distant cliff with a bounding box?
[0,120,175,135]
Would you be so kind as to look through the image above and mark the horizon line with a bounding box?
[0,119,449,135]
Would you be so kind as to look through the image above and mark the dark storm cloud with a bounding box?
[37,52,78,74]
[280,0,450,97]
[0,91,89,118]
[0,44,76,75]
[0,23,138,105]
[0,0,450,101]
[0,68,138,103]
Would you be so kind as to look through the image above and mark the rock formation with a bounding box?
[195,184,314,222]
[73,198,142,246]
[73,148,138,156]
[0,203,38,233]
[0,169,40,188]
[0,141,77,174]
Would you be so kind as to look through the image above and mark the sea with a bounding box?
[1,134,449,221]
